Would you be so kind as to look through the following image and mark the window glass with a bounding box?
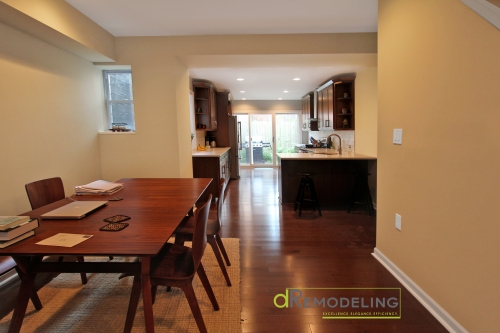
[103,70,135,131]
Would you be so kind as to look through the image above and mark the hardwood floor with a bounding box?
[221,168,448,333]
[0,168,449,332]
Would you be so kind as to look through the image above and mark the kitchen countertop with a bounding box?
[277,152,376,160]
[192,147,230,157]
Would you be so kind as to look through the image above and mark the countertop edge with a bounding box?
[192,147,230,157]
[276,152,377,160]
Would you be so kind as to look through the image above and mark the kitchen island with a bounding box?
[277,152,377,208]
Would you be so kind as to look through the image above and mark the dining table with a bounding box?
[0,177,212,333]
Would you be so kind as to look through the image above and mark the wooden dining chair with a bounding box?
[174,178,232,286]
[25,177,88,284]
[120,194,219,333]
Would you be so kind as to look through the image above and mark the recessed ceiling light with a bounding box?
[283,90,289,93]
[242,98,246,100]
[237,78,244,81]
[278,98,283,100]
[240,91,245,93]
[293,78,301,81]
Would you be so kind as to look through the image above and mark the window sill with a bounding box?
[98,131,136,135]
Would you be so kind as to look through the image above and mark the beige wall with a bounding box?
[0,21,103,215]
[0,0,115,61]
[378,1,500,332]
[233,100,301,112]
[99,34,377,180]
[354,67,377,157]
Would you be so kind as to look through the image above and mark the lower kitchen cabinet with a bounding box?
[192,148,231,202]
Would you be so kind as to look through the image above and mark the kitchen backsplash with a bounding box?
[309,130,355,151]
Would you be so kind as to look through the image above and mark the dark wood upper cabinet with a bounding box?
[316,81,333,130]
[332,76,355,130]
[193,79,217,131]
[316,75,355,131]
[211,91,233,147]
[301,92,318,131]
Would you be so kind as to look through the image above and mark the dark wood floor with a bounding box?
[0,168,448,332]
[220,168,448,333]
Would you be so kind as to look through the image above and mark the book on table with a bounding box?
[0,230,35,249]
[0,216,31,231]
[0,218,39,241]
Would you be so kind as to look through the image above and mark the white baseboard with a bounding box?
[372,248,468,333]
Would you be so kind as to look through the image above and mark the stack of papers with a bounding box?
[75,180,124,195]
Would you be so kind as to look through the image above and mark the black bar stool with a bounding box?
[294,173,322,217]
[348,172,374,216]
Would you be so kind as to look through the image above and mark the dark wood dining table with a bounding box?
[0,177,212,333]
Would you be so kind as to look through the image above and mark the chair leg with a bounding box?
[208,237,231,286]
[215,234,231,266]
[123,275,141,333]
[151,285,158,304]
[363,177,374,216]
[298,180,306,217]
[174,234,188,245]
[197,262,219,311]
[180,282,209,333]
[308,178,322,216]
[348,174,360,214]
[294,179,305,212]
[76,256,87,285]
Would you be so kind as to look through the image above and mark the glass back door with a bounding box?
[237,112,300,166]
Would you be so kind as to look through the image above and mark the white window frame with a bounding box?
[103,70,135,131]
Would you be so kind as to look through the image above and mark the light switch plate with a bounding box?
[395,213,402,230]
[393,129,403,145]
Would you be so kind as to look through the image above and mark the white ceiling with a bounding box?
[66,0,378,100]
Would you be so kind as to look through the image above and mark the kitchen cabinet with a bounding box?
[193,79,217,131]
[192,148,230,202]
[332,76,355,130]
[316,81,333,131]
[301,92,318,131]
[208,91,240,180]
[316,75,356,131]
[211,91,233,147]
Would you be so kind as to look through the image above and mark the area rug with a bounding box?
[0,238,241,333]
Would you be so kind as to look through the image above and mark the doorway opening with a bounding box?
[236,112,300,167]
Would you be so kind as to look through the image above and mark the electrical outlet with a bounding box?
[395,214,402,230]
[393,129,403,145]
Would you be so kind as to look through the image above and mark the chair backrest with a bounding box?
[192,194,212,269]
[216,178,226,226]
[25,177,65,210]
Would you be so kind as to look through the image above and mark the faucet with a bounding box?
[326,134,342,154]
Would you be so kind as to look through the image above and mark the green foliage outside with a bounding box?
[240,146,295,164]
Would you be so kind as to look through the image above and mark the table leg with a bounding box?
[141,257,154,333]
[8,257,39,333]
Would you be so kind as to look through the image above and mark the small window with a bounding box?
[103,70,135,131]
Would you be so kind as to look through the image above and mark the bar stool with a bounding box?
[348,172,374,216]
[294,173,322,217]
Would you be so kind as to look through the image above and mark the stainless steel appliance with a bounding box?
[228,115,240,179]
